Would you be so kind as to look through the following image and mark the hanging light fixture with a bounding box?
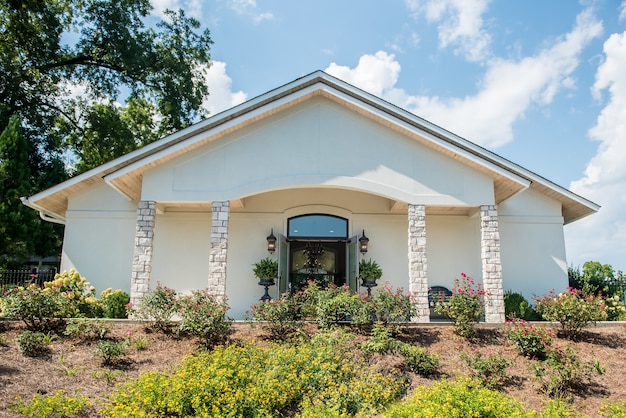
[266,228,277,254]
[359,229,369,254]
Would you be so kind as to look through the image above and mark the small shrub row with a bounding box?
[131,284,232,347]
[248,281,415,338]
[435,273,487,338]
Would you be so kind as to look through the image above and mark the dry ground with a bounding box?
[0,320,625,417]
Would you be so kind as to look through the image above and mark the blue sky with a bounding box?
[150,0,626,273]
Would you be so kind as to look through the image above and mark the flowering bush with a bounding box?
[384,378,530,417]
[435,273,488,338]
[176,289,232,348]
[101,338,407,417]
[534,287,608,339]
[369,283,414,326]
[604,294,626,321]
[99,288,130,319]
[315,284,369,329]
[506,319,553,359]
[248,293,303,340]
[131,283,178,332]
[45,269,98,317]
[10,389,91,417]
[2,284,73,331]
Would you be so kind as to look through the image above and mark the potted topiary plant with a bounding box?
[359,258,383,287]
[253,257,278,285]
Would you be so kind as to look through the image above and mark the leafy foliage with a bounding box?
[506,319,554,359]
[10,389,91,418]
[383,378,531,417]
[369,282,414,326]
[533,345,596,399]
[1,284,73,331]
[17,330,53,357]
[0,0,213,264]
[94,339,127,367]
[130,283,178,332]
[99,288,131,319]
[435,273,487,338]
[252,257,278,280]
[534,287,608,339]
[101,337,408,417]
[460,350,511,389]
[176,289,232,349]
[64,318,111,341]
[504,290,540,320]
[248,293,303,340]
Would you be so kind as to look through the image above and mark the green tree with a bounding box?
[0,0,213,265]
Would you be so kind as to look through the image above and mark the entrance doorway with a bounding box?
[277,214,358,294]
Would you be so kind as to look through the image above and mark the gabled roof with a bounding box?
[22,70,599,224]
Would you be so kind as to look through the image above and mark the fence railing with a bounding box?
[0,270,57,292]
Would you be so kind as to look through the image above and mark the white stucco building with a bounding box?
[22,71,598,322]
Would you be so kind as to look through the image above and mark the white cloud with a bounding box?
[201,62,248,115]
[227,0,274,23]
[566,31,626,270]
[326,51,401,97]
[325,10,602,148]
[405,0,492,62]
[620,1,626,22]
[151,0,202,18]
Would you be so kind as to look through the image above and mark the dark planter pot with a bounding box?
[257,278,275,286]
[360,277,378,287]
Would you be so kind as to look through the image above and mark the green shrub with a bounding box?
[64,318,110,340]
[176,289,232,348]
[17,330,53,357]
[361,324,439,376]
[94,339,127,366]
[435,273,487,338]
[131,283,178,332]
[383,378,531,417]
[506,319,553,359]
[398,343,439,376]
[369,283,414,326]
[101,339,407,417]
[10,389,91,418]
[534,345,595,398]
[534,287,608,339]
[315,284,369,329]
[248,293,303,340]
[461,350,511,389]
[2,285,72,331]
[99,288,131,318]
[504,290,540,320]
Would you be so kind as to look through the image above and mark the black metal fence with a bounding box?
[0,270,57,292]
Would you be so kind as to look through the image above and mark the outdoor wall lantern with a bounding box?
[266,229,277,254]
[359,230,369,254]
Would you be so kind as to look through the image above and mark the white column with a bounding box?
[480,205,505,323]
[130,200,156,307]
[208,201,229,298]
[408,204,430,322]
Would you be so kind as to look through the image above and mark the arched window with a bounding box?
[287,214,348,240]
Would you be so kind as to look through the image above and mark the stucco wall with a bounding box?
[498,188,568,300]
[141,98,495,207]
[426,214,482,290]
[151,212,211,294]
[62,183,136,293]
